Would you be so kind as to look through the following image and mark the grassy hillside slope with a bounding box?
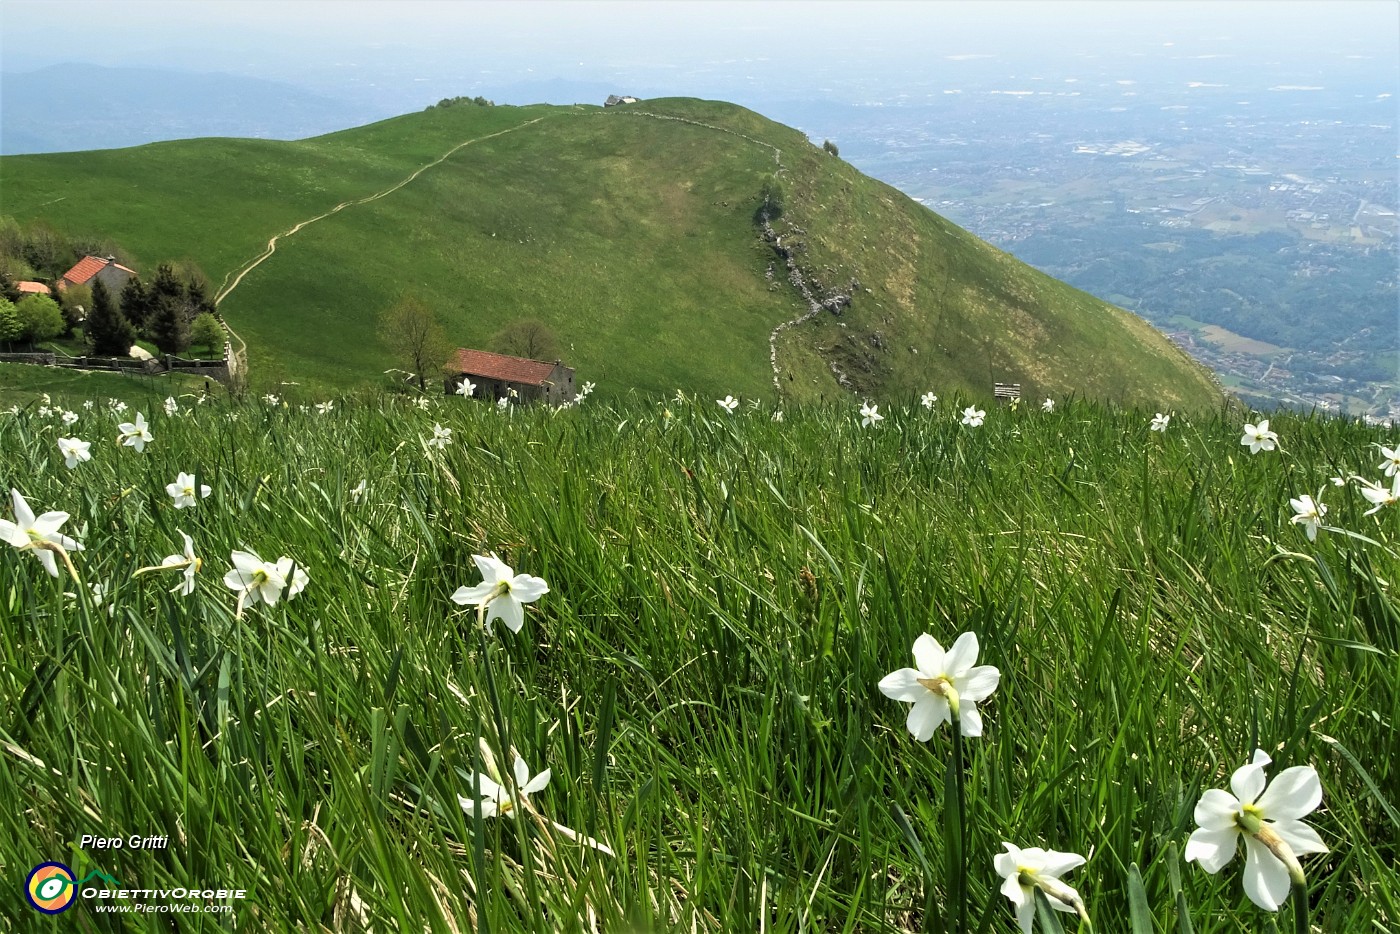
[0,99,1221,407]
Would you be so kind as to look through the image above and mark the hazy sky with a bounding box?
[5,1,1395,69]
[3,1,1396,111]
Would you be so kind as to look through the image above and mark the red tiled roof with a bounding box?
[17,281,51,294]
[61,256,136,286]
[448,348,559,386]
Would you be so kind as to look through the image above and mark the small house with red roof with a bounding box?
[59,255,137,294]
[445,348,575,405]
[16,281,51,296]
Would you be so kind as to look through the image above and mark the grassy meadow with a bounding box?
[1,388,1395,931]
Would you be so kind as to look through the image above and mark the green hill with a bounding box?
[0,98,1221,407]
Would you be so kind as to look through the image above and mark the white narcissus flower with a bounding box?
[878,631,1001,739]
[1288,494,1326,542]
[994,843,1089,934]
[450,553,549,635]
[415,397,432,410]
[163,396,179,416]
[316,401,334,414]
[1376,445,1400,477]
[222,549,309,617]
[1241,419,1279,453]
[1184,748,1327,911]
[57,437,91,469]
[457,751,551,820]
[263,393,280,406]
[961,406,985,427]
[1150,412,1171,433]
[426,423,452,449]
[771,410,784,423]
[61,410,78,425]
[166,471,212,509]
[1041,398,1055,412]
[148,530,202,596]
[1355,474,1400,516]
[350,480,367,501]
[0,489,84,578]
[717,395,739,414]
[860,402,883,427]
[921,391,938,409]
[456,379,476,398]
[117,412,153,452]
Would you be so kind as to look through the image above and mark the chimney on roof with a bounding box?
[104,255,116,263]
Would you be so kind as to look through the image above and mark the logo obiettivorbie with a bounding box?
[25,862,77,914]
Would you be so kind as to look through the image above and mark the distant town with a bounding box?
[798,78,1398,419]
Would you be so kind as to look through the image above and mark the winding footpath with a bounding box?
[607,110,818,394]
[212,117,549,380]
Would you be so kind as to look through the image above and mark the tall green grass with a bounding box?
[1,390,1394,931]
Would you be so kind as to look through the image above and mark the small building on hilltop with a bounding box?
[445,348,575,406]
[59,255,137,294]
[604,94,639,107]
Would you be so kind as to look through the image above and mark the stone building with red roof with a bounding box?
[59,255,137,294]
[445,348,575,406]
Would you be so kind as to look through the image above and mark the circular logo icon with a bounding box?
[26,862,77,914]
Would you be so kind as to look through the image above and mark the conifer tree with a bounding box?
[186,277,216,319]
[148,291,190,354]
[85,279,135,356]
[121,277,151,330]
[147,263,190,354]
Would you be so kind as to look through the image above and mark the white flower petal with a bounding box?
[0,519,27,548]
[943,631,980,676]
[509,574,549,603]
[1271,818,1328,856]
[491,596,525,634]
[878,668,925,702]
[1184,826,1239,874]
[1194,787,1243,830]
[1230,750,1271,803]
[1241,834,1290,911]
[911,633,945,676]
[473,553,511,584]
[958,664,1001,702]
[958,702,984,737]
[906,695,948,742]
[1037,851,1087,879]
[35,549,59,577]
[994,843,1023,879]
[12,490,36,529]
[1256,765,1322,820]
[523,768,551,795]
[451,582,495,605]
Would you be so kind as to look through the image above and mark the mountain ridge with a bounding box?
[0,98,1222,407]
